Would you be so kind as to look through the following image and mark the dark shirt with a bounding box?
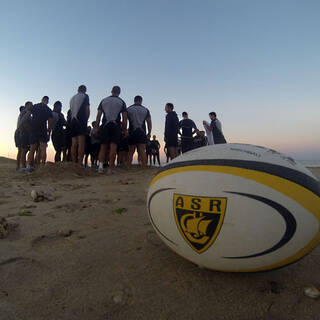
[179,118,196,138]
[52,111,66,133]
[30,103,53,132]
[150,140,160,153]
[165,111,179,138]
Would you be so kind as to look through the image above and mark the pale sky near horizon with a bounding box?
[0,0,319,161]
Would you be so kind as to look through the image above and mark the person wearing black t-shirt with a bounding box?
[27,96,53,170]
[178,111,197,153]
[146,138,152,165]
[15,102,33,171]
[69,85,90,165]
[150,135,160,166]
[64,110,72,161]
[52,101,67,162]
[164,103,179,160]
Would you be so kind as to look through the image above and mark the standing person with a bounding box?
[84,126,92,167]
[178,111,197,153]
[146,138,152,165]
[69,85,90,165]
[95,86,127,174]
[27,96,53,170]
[127,95,152,169]
[164,103,179,160]
[15,103,32,171]
[15,106,26,171]
[203,112,227,144]
[52,101,67,162]
[117,127,129,167]
[150,135,160,166]
[90,121,100,168]
[64,110,72,161]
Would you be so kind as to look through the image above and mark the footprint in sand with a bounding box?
[110,284,134,306]
[31,230,75,248]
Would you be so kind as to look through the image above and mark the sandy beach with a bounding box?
[0,157,320,320]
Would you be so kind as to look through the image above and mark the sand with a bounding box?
[0,158,320,320]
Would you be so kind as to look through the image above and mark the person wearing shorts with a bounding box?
[27,96,53,170]
[52,101,67,162]
[164,103,179,160]
[69,85,90,165]
[64,110,72,161]
[15,106,26,170]
[127,95,152,169]
[84,126,92,168]
[146,138,152,165]
[15,103,32,171]
[117,133,129,166]
[90,121,100,167]
[95,86,127,173]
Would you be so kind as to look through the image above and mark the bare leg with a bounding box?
[39,142,47,164]
[156,152,160,165]
[127,145,136,168]
[109,143,118,170]
[77,135,85,165]
[98,144,108,164]
[27,144,37,168]
[71,137,78,163]
[168,147,178,160]
[84,154,89,167]
[62,148,67,162]
[35,146,40,165]
[20,148,27,168]
[16,148,21,169]
[137,144,147,168]
[122,152,128,166]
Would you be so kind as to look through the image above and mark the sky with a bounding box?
[0,0,319,161]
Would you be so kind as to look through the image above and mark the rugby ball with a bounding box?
[147,144,320,272]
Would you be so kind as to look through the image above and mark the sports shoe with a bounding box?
[98,167,104,174]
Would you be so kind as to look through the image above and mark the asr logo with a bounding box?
[173,194,227,254]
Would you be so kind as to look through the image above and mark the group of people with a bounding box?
[14,85,226,173]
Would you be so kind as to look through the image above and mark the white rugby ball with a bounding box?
[147,144,320,272]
